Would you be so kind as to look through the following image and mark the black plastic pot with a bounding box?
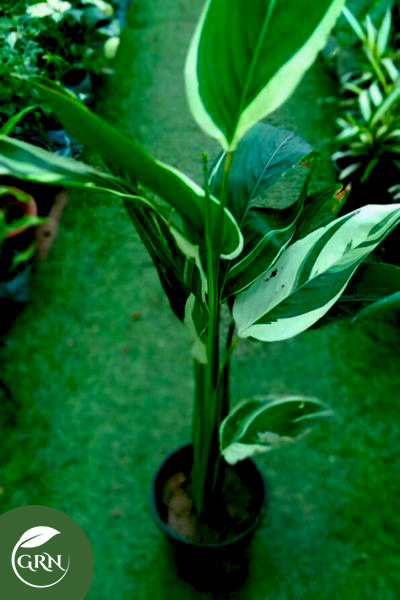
[149,444,268,592]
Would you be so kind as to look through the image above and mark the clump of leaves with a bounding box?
[332,7,400,198]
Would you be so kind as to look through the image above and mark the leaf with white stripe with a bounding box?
[28,77,243,259]
[223,199,304,297]
[233,204,400,341]
[220,395,333,465]
[185,0,346,150]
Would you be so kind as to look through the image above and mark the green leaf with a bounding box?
[185,0,346,149]
[184,293,208,363]
[353,291,400,322]
[29,77,242,259]
[308,262,400,327]
[5,215,46,236]
[220,395,333,464]
[0,211,6,245]
[209,123,312,223]
[233,204,400,341]
[0,135,139,196]
[223,199,304,297]
[123,198,191,322]
[342,7,367,43]
[209,123,312,297]
[11,243,37,270]
[293,184,350,241]
[0,105,38,136]
[376,9,392,57]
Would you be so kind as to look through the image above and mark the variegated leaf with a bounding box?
[28,78,243,259]
[233,204,400,341]
[220,395,333,464]
[185,0,345,150]
[223,199,304,297]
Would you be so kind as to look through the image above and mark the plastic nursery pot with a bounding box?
[149,444,268,592]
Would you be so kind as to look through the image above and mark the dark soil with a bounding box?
[163,467,257,544]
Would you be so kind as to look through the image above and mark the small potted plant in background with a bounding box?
[2,0,400,591]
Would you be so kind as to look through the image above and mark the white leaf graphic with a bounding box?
[18,526,60,549]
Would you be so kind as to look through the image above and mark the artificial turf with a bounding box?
[1,0,399,598]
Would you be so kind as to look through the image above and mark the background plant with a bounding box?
[2,0,400,526]
[0,0,121,145]
[332,6,400,198]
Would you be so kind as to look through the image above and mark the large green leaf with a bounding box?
[220,395,333,464]
[28,77,243,259]
[209,123,312,297]
[233,204,400,341]
[209,123,312,223]
[185,0,346,149]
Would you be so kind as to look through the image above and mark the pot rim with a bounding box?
[149,442,268,549]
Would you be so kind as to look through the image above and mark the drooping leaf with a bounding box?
[28,77,242,259]
[0,135,138,196]
[223,198,304,297]
[185,0,346,149]
[209,123,312,223]
[220,395,333,464]
[233,204,400,341]
[17,526,60,549]
[0,105,38,136]
[308,261,400,326]
[123,199,191,321]
[353,291,400,322]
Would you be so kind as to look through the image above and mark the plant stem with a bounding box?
[191,152,234,518]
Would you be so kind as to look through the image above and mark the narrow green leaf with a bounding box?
[371,86,400,126]
[29,77,243,259]
[376,9,392,57]
[11,243,37,270]
[186,0,346,149]
[0,105,38,136]
[233,204,400,341]
[123,198,191,322]
[220,395,333,464]
[184,293,208,363]
[342,7,367,43]
[5,215,46,236]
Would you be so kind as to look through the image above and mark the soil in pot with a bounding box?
[151,444,267,592]
[163,466,258,544]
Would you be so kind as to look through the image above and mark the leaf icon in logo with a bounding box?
[17,526,60,549]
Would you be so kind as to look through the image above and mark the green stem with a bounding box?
[191,152,234,518]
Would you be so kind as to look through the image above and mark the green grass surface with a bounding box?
[1,0,400,598]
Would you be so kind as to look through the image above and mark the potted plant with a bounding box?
[0,184,44,318]
[1,0,400,590]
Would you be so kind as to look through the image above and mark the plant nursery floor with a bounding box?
[1,0,399,599]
